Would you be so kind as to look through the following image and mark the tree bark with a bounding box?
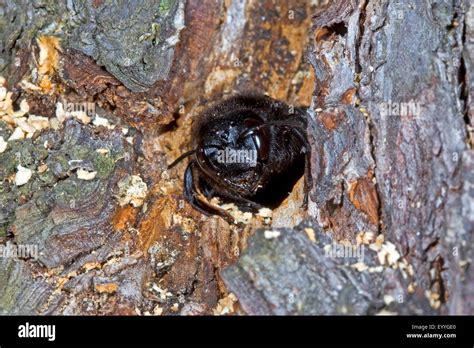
[223,0,474,315]
[0,0,472,316]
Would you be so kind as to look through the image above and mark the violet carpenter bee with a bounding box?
[168,95,312,222]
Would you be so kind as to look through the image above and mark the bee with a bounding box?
[168,95,311,222]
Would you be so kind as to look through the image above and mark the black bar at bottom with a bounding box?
[0,315,472,346]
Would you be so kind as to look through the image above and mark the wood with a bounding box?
[223,0,474,315]
[0,0,472,315]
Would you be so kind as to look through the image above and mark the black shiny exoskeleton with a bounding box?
[168,95,311,221]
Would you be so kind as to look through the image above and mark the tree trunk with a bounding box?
[0,0,472,315]
[223,0,474,315]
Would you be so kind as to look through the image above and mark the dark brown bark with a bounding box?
[0,0,472,316]
[223,0,474,315]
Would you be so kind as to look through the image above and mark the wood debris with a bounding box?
[376,309,398,316]
[37,164,48,173]
[116,175,148,207]
[0,136,7,153]
[77,168,98,180]
[219,203,253,224]
[304,227,316,242]
[257,207,273,224]
[213,293,237,315]
[15,165,32,186]
[35,36,61,94]
[425,290,441,309]
[93,115,115,129]
[377,241,401,267]
[356,231,375,245]
[153,306,163,315]
[94,283,118,294]
[264,230,281,239]
[383,294,395,305]
[351,262,369,272]
[8,128,25,141]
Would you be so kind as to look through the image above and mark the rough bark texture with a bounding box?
[223,0,474,315]
[0,0,317,315]
[0,0,472,316]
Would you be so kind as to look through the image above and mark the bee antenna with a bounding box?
[168,149,197,169]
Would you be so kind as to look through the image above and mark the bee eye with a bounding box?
[196,145,222,177]
[239,119,270,162]
[251,131,270,162]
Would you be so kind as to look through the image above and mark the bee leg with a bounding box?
[200,177,265,212]
[183,161,235,223]
[217,191,265,212]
